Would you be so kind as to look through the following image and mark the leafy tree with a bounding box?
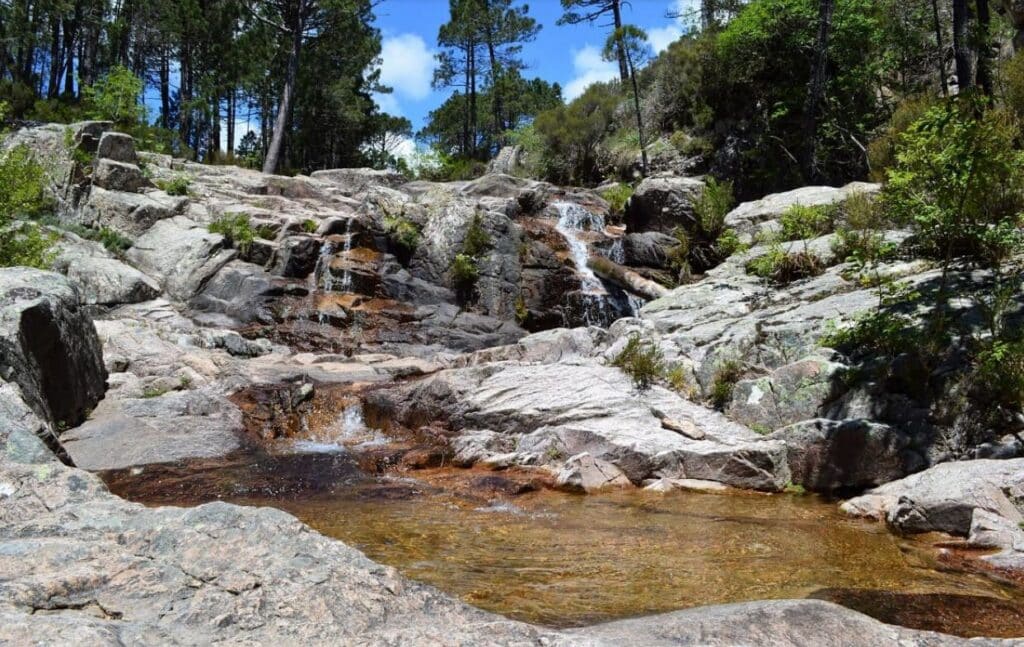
[81,65,145,127]
[366,113,413,170]
[533,81,618,185]
[603,25,651,176]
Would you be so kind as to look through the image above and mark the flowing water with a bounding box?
[553,202,606,294]
[104,445,1024,638]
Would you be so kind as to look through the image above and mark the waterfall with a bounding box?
[311,239,336,325]
[339,217,354,293]
[608,238,625,265]
[553,202,606,294]
[291,401,386,453]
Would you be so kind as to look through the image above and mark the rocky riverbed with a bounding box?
[2,121,1023,644]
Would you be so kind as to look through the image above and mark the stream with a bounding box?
[103,447,1024,638]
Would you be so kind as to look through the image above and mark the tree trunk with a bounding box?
[263,12,303,175]
[627,57,648,177]
[159,50,170,129]
[975,0,994,96]
[801,0,835,182]
[952,0,973,92]
[227,90,236,155]
[611,0,629,83]
[48,16,61,98]
[62,6,79,96]
[469,39,477,156]
[932,0,949,96]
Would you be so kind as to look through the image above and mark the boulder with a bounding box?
[0,381,58,464]
[53,237,160,306]
[78,186,188,237]
[310,167,406,194]
[841,458,1024,536]
[459,173,532,199]
[771,418,925,492]
[624,176,705,234]
[91,158,151,192]
[621,231,679,268]
[728,353,848,431]
[273,235,324,279]
[556,452,633,492]
[190,260,283,325]
[96,131,137,163]
[725,182,880,242]
[126,216,236,300]
[0,269,106,457]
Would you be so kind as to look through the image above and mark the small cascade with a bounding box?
[339,217,355,293]
[293,401,387,453]
[553,202,606,294]
[313,239,337,293]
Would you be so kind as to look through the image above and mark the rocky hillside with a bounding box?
[1,121,1022,644]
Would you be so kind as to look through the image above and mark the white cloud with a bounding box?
[564,45,620,101]
[373,92,401,116]
[647,25,683,53]
[379,33,435,101]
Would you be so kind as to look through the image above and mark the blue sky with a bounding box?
[373,0,696,134]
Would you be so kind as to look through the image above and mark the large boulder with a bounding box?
[91,158,151,192]
[727,353,848,431]
[0,269,106,457]
[842,458,1024,536]
[126,216,236,300]
[96,131,138,163]
[725,182,880,243]
[624,176,705,234]
[78,186,189,236]
[310,167,406,194]
[621,231,680,269]
[771,418,925,492]
[52,236,160,306]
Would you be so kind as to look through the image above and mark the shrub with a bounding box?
[665,364,693,396]
[0,222,56,269]
[208,213,254,254]
[694,178,735,240]
[383,214,421,251]
[715,228,746,258]
[600,183,634,216]
[611,334,665,391]
[746,243,824,283]
[0,145,50,218]
[515,296,528,325]
[830,192,896,265]
[866,94,936,181]
[81,65,146,127]
[709,359,744,410]
[461,212,492,257]
[779,204,834,241]
[1001,49,1024,124]
[450,253,479,295]
[157,175,190,196]
[884,98,1024,270]
[301,219,319,234]
[255,224,277,240]
[972,340,1024,412]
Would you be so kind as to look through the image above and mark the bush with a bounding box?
[746,243,824,283]
[0,222,56,269]
[709,359,744,410]
[971,340,1024,412]
[47,220,133,256]
[866,94,935,181]
[694,178,735,240]
[461,212,492,257]
[611,334,665,391]
[156,175,190,196]
[208,213,254,254]
[383,214,421,251]
[450,253,480,298]
[81,65,146,127]
[301,219,319,234]
[779,204,834,241]
[831,193,898,265]
[884,98,1024,269]
[715,228,746,258]
[600,183,634,216]
[0,145,50,218]
[255,224,277,240]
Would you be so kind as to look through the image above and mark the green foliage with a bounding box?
[208,214,255,255]
[694,178,735,241]
[710,359,744,410]
[715,228,746,258]
[600,183,634,216]
[142,385,171,399]
[831,192,897,265]
[81,66,146,127]
[866,94,935,181]
[0,222,57,269]
[515,295,528,325]
[972,340,1024,412]
[1001,49,1024,124]
[664,364,693,396]
[301,219,319,234]
[461,212,492,257]
[783,482,807,495]
[156,175,191,196]
[533,82,619,185]
[746,243,824,283]
[383,214,421,251]
[884,99,1024,268]
[0,146,50,218]
[779,204,835,241]
[48,220,134,257]
[611,334,665,391]
[255,224,278,240]
[450,253,480,294]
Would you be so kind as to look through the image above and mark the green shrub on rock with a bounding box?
[383,213,421,252]
[0,144,56,268]
[611,334,665,391]
[156,175,191,196]
[208,213,255,255]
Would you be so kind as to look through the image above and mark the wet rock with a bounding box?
[0,269,107,452]
[624,176,705,234]
[273,235,322,278]
[772,418,925,492]
[556,452,633,492]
